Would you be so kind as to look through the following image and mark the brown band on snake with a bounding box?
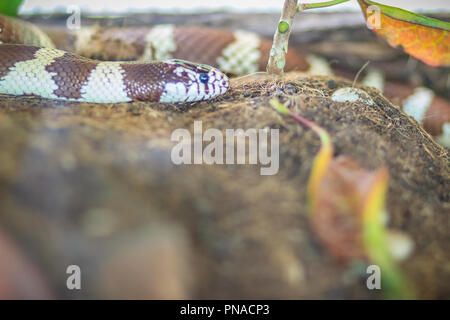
[0,44,39,79]
[173,26,309,73]
[120,62,168,101]
[40,27,76,52]
[173,26,236,66]
[257,38,309,72]
[423,96,450,136]
[383,81,416,105]
[384,81,450,136]
[45,52,98,99]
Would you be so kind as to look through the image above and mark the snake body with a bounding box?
[67,25,310,76]
[0,15,229,103]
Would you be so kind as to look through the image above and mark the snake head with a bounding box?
[160,59,229,103]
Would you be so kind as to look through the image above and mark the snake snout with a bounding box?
[208,68,230,95]
[160,60,230,103]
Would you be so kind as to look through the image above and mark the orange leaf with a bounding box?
[358,0,450,67]
[310,156,389,262]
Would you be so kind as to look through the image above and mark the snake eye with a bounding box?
[199,73,209,83]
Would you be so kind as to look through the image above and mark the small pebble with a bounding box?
[331,87,374,106]
[387,231,414,261]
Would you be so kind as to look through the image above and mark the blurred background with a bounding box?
[19,0,450,14]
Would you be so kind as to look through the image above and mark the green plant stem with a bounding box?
[298,0,350,11]
[266,0,298,75]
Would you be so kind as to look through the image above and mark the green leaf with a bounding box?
[360,0,450,31]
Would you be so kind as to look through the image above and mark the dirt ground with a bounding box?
[0,72,448,299]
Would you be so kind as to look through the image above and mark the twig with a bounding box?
[266,0,298,75]
[352,60,370,88]
[266,0,350,75]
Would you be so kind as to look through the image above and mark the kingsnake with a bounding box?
[0,14,448,146]
[0,15,229,103]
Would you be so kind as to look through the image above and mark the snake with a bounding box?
[0,14,229,103]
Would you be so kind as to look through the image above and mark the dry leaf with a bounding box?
[310,156,389,262]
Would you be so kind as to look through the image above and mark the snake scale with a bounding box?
[0,14,448,145]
